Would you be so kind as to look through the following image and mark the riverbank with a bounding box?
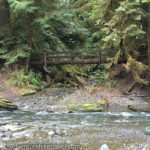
[10,86,150,113]
[0,71,150,113]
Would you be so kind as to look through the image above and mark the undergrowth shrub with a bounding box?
[91,70,119,88]
[8,69,43,89]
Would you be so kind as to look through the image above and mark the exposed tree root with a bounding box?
[109,49,150,92]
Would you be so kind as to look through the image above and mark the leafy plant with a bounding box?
[91,70,119,88]
[8,69,43,89]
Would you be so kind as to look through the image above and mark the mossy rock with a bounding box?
[98,100,109,108]
[67,104,103,112]
[19,89,37,96]
[0,99,18,110]
[128,105,137,111]
[0,99,11,103]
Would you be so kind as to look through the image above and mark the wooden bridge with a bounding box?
[30,49,116,66]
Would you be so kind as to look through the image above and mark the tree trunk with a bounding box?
[148,17,150,68]
[0,0,10,27]
[148,4,150,68]
[26,13,33,72]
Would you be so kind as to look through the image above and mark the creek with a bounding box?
[0,110,150,150]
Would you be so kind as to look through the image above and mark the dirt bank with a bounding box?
[0,72,19,99]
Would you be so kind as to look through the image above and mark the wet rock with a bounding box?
[36,111,49,115]
[145,127,150,135]
[0,122,6,126]
[55,129,62,135]
[99,144,110,150]
[0,132,5,138]
[128,105,137,111]
[16,123,22,125]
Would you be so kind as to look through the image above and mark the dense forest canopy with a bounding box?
[0,0,150,87]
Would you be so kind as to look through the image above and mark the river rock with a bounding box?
[99,144,110,150]
[0,122,6,126]
[48,131,55,136]
[144,126,150,135]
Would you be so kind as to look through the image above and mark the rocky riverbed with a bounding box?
[10,87,150,113]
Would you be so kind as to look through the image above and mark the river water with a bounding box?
[0,110,150,150]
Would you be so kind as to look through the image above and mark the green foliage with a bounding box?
[91,69,119,88]
[102,1,146,51]
[0,0,92,66]
[8,0,38,14]
[9,69,43,89]
[0,0,149,88]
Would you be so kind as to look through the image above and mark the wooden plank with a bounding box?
[31,49,111,55]
[30,58,111,65]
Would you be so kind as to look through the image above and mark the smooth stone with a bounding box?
[99,144,110,150]
[145,126,150,135]
[48,131,55,136]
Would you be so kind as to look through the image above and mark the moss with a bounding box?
[67,103,103,112]
[19,89,37,96]
[0,99,18,110]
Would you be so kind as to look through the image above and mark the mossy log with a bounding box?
[0,99,18,110]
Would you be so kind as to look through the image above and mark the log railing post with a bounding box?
[44,52,47,66]
[70,50,74,64]
[98,50,101,64]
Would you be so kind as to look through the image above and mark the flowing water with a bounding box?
[0,110,150,150]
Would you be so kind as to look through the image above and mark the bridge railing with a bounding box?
[30,49,116,65]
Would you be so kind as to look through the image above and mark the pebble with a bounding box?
[48,131,55,136]
[99,144,110,150]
